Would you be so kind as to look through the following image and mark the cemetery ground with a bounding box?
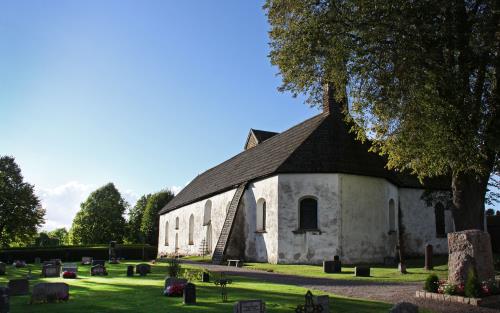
[0,261,394,313]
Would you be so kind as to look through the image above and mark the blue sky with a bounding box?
[0,1,319,229]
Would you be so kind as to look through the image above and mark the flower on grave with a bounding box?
[165,283,184,297]
[481,279,499,296]
[62,271,77,279]
[455,283,465,296]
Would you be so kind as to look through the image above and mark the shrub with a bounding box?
[464,268,480,298]
[424,274,439,293]
[167,258,181,278]
[442,282,457,295]
[182,269,202,282]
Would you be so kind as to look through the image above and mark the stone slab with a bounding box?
[233,300,265,313]
[354,266,370,277]
[7,279,29,296]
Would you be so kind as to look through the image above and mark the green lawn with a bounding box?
[243,257,450,283]
[0,261,393,313]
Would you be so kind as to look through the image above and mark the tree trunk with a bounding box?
[451,170,490,231]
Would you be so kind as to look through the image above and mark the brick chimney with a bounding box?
[323,83,344,115]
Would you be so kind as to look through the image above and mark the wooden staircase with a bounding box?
[212,182,248,265]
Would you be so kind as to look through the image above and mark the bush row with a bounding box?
[0,245,157,263]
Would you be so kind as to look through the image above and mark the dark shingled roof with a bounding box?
[251,129,279,143]
[160,101,450,215]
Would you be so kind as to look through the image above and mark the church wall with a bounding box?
[277,174,341,264]
[339,174,399,264]
[242,176,279,263]
[399,188,453,256]
[157,188,237,257]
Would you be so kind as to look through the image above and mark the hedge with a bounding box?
[0,244,157,263]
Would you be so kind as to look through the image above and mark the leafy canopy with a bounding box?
[141,189,174,246]
[69,183,128,245]
[0,156,45,247]
[265,0,499,179]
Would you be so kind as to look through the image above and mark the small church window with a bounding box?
[389,199,396,232]
[256,199,266,232]
[299,197,318,230]
[188,214,194,245]
[175,217,179,230]
[435,202,446,238]
[165,221,169,246]
[203,200,212,225]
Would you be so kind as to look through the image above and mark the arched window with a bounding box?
[203,200,212,225]
[165,221,169,246]
[188,214,194,245]
[175,217,179,230]
[256,199,267,232]
[299,197,318,230]
[435,202,446,238]
[175,233,179,251]
[389,199,396,232]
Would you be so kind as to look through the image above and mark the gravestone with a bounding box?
[42,264,60,278]
[92,260,105,267]
[295,291,322,313]
[183,283,196,305]
[448,230,495,285]
[126,265,134,277]
[109,241,117,261]
[0,287,9,313]
[90,264,108,276]
[323,261,335,273]
[233,300,265,313]
[50,259,62,266]
[31,283,69,303]
[81,257,92,265]
[314,295,329,312]
[7,279,29,296]
[389,302,418,313]
[202,272,210,282]
[0,263,6,275]
[62,263,78,274]
[333,255,342,273]
[355,266,370,277]
[425,244,433,270]
[135,263,151,275]
[34,257,41,265]
[12,260,26,268]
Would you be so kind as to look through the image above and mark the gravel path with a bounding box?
[182,261,500,313]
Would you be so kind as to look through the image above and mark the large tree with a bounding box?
[125,194,151,243]
[265,0,499,230]
[141,189,174,246]
[69,183,127,245]
[0,156,45,247]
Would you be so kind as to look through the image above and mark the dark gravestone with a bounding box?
[109,241,116,261]
[355,266,370,277]
[314,295,329,312]
[425,244,433,270]
[295,291,322,313]
[202,272,210,282]
[0,263,6,275]
[135,263,151,275]
[7,279,29,296]
[323,261,335,273]
[233,300,265,313]
[42,264,60,278]
[126,265,134,277]
[90,264,107,276]
[0,287,9,313]
[183,283,196,305]
[34,257,41,265]
[92,260,105,267]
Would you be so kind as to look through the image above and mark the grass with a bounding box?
[0,261,393,313]
[243,257,450,283]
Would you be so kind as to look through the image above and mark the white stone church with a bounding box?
[158,86,453,264]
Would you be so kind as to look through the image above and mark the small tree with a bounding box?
[465,268,480,298]
[69,183,127,244]
[140,189,174,246]
[125,194,151,243]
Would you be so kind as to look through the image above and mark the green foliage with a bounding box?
[464,268,480,298]
[264,0,500,229]
[140,190,174,245]
[48,228,69,245]
[424,274,439,293]
[166,258,181,278]
[125,194,151,243]
[34,228,69,247]
[69,183,127,245]
[0,156,45,247]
